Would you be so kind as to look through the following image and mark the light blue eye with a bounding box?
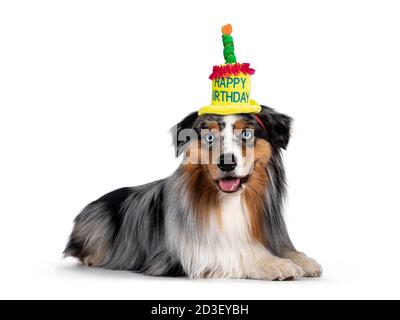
[205,133,215,144]
[242,130,253,140]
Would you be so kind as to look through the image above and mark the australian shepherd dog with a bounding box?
[64,106,322,280]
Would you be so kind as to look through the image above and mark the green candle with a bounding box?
[221,24,237,64]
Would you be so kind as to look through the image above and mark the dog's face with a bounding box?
[184,114,270,193]
[173,106,292,194]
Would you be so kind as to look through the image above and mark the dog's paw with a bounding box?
[260,257,305,281]
[287,252,322,278]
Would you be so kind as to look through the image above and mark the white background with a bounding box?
[1,0,400,300]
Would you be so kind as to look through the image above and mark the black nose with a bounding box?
[218,153,237,172]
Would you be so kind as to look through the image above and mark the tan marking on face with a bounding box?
[233,119,248,130]
[241,134,254,161]
[253,138,271,166]
[184,140,202,164]
[183,131,222,181]
[242,138,272,243]
[206,121,221,131]
[184,137,220,168]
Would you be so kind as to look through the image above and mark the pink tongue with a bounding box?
[219,178,241,192]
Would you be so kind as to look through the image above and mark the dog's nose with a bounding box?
[218,153,237,172]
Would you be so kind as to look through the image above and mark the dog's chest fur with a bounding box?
[179,192,269,278]
[218,192,251,246]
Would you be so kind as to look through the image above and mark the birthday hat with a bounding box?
[198,24,261,116]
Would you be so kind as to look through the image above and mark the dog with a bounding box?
[64,105,322,280]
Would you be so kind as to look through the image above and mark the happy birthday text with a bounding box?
[212,76,249,104]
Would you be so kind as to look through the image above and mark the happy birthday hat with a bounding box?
[198,24,261,116]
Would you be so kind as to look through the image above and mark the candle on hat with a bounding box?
[222,24,237,64]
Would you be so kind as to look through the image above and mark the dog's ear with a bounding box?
[257,106,292,150]
[171,112,199,157]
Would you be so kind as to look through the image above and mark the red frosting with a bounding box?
[209,63,255,80]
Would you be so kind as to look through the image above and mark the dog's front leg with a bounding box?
[282,251,322,278]
[243,250,305,281]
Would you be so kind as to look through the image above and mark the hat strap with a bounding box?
[254,115,266,131]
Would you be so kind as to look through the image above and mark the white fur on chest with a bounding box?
[181,192,271,278]
[218,192,251,245]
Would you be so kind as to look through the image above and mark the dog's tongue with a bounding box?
[219,178,241,192]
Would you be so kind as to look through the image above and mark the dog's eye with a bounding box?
[204,133,215,144]
[242,130,253,140]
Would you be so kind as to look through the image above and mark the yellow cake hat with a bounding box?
[198,24,261,116]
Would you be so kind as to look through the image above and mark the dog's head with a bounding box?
[173,106,292,194]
